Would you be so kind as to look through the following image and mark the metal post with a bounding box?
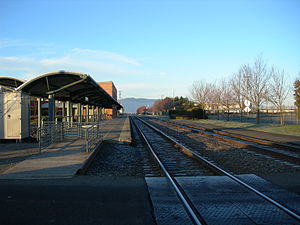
[87,105,90,123]
[97,119,100,139]
[50,124,54,143]
[77,103,82,123]
[91,105,95,122]
[48,95,55,122]
[66,101,73,127]
[37,98,41,128]
[96,106,100,121]
[66,101,71,125]
[38,128,42,153]
[61,122,64,141]
[85,129,89,152]
[102,108,105,120]
[70,102,73,127]
[62,101,66,123]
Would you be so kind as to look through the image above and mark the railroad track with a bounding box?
[149,117,300,167]
[132,117,214,177]
[131,116,300,224]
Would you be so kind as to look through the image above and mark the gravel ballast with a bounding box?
[149,119,300,175]
[86,142,144,177]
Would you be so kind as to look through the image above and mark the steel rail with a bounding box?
[136,116,300,222]
[166,119,300,152]
[157,118,300,165]
[131,118,206,225]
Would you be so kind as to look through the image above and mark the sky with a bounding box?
[1,0,300,104]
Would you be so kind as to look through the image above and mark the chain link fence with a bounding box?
[207,109,299,125]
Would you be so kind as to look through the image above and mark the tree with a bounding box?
[230,70,246,122]
[173,96,194,110]
[294,78,300,119]
[267,67,289,125]
[207,83,221,120]
[151,97,173,115]
[240,57,270,124]
[190,81,213,118]
[161,97,173,112]
[136,106,147,114]
[220,79,233,121]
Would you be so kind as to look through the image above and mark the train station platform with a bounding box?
[0,116,131,179]
[174,119,300,146]
[100,116,132,144]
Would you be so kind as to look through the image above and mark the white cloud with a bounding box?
[71,48,140,66]
[0,39,27,48]
[0,43,178,98]
[0,47,143,79]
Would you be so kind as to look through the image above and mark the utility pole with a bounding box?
[119,90,122,104]
[119,90,123,114]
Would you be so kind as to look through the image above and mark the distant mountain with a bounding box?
[120,98,158,113]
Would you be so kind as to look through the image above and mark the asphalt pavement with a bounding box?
[0,176,155,225]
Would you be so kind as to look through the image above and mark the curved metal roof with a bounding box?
[0,76,24,88]
[17,71,122,109]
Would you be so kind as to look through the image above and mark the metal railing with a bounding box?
[83,122,102,152]
[37,119,103,153]
[37,122,64,152]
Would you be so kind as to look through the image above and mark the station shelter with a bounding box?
[0,71,122,140]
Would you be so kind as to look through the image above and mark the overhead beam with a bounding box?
[46,77,87,95]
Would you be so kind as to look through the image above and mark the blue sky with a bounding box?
[1,0,300,103]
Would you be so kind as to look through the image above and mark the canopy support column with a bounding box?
[37,98,41,128]
[77,103,82,123]
[96,106,100,121]
[48,95,55,122]
[91,105,95,122]
[62,102,66,123]
[67,101,73,126]
[86,105,90,123]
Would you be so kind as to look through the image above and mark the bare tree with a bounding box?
[267,67,290,125]
[230,71,246,122]
[220,79,234,121]
[209,83,222,120]
[239,57,270,124]
[190,81,213,118]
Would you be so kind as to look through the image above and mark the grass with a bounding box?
[190,119,300,136]
[153,115,300,136]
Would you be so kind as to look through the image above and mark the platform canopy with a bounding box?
[17,71,122,109]
[0,76,24,88]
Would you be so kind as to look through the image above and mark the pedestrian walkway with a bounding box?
[0,116,132,179]
[0,138,88,179]
[175,120,300,146]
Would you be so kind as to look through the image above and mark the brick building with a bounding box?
[98,81,118,118]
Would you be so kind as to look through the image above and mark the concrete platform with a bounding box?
[99,116,132,144]
[0,139,89,179]
[0,116,132,179]
[146,174,300,225]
